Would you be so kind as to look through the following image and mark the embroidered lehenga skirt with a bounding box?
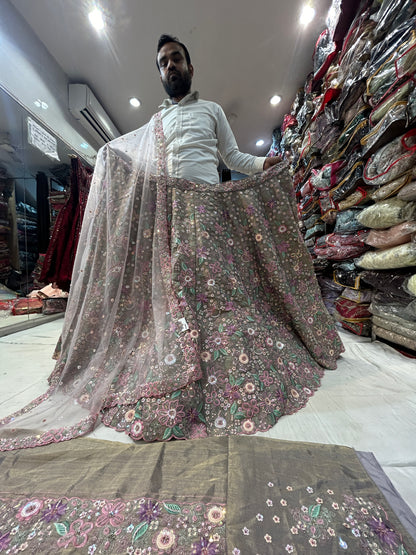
[0,115,343,450]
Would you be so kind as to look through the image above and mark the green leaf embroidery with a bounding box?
[230,402,238,415]
[172,425,184,438]
[234,412,245,420]
[196,302,202,311]
[54,522,69,536]
[171,390,181,399]
[229,374,236,386]
[189,287,195,295]
[218,323,224,332]
[219,348,228,356]
[132,522,149,541]
[162,427,172,440]
[236,377,245,386]
[398,545,409,555]
[181,262,188,271]
[213,350,220,361]
[309,504,321,518]
[163,503,181,514]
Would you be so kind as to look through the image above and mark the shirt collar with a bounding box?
[159,90,199,109]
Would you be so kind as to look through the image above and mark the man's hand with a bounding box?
[263,156,282,171]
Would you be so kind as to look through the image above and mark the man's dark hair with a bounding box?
[156,34,191,69]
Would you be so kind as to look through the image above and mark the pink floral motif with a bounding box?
[57,519,94,549]
[157,400,185,426]
[95,502,125,527]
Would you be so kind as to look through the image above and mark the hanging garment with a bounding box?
[39,157,92,291]
[0,114,343,451]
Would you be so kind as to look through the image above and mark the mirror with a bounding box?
[0,86,91,335]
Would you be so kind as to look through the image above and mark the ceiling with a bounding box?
[10,0,332,156]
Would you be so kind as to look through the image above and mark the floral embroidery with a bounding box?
[0,495,226,553]
[237,480,413,554]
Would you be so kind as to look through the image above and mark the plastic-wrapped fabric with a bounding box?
[317,275,344,296]
[337,187,371,211]
[310,160,345,191]
[303,213,322,230]
[371,293,416,322]
[356,197,416,229]
[314,243,369,260]
[395,40,416,81]
[313,257,331,273]
[334,297,372,320]
[318,191,337,221]
[330,162,365,203]
[311,88,341,122]
[365,221,416,249]
[304,222,326,240]
[366,33,416,107]
[369,173,410,202]
[360,269,415,300]
[316,231,368,248]
[405,274,416,295]
[313,28,338,82]
[407,86,416,124]
[343,96,369,129]
[356,242,416,270]
[334,207,368,234]
[304,237,316,249]
[369,17,416,75]
[372,324,416,351]
[11,298,43,315]
[336,17,375,86]
[340,320,372,336]
[361,101,408,158]
[398,180,416,201]
[363,129,416,186]
[370,80,414,126]
[341,288,373,304]
[373,314,416,343]
[328,107,370,160]
[333,260,361,289]
[372,0,416,40]
[337,78,367,122]
[42,297,68,315]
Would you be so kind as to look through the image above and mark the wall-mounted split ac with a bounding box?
[68,83,120,146]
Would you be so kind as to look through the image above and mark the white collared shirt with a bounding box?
[159,91,266,184]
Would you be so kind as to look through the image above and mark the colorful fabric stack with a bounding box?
[274,0,416,349]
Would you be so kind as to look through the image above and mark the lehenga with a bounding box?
[0,113,344,450]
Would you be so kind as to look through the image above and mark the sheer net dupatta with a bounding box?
[0,117,201,451]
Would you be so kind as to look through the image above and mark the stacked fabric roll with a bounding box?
[274,0,416,349]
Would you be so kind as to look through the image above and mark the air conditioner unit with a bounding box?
[68,83,120,145]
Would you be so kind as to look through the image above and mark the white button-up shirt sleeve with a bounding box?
[214,104,266,177]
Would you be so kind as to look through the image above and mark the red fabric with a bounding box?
[40,158,92,291]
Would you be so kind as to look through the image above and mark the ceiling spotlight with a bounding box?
[129,97,141,108]
[80,142,89,149]
[300,4,316,26]
[256,139,265,147]
[88,8,105,30]
[270,95,282,106]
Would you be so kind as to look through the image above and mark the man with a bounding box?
[156,34,281,185]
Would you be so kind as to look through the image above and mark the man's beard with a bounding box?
[162,69,192,99]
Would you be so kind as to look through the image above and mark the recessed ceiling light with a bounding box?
[256,139,265,147]
[270,95,282,106]
[300,4,316,26]
[80,142,89,149]
[129,97,141,108]
[88,8,105,31]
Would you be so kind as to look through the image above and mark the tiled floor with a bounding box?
[1,321,415,515]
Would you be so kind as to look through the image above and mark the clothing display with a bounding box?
[278,0,416,351]
[0,113,343,451]
[39,157,92,292]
